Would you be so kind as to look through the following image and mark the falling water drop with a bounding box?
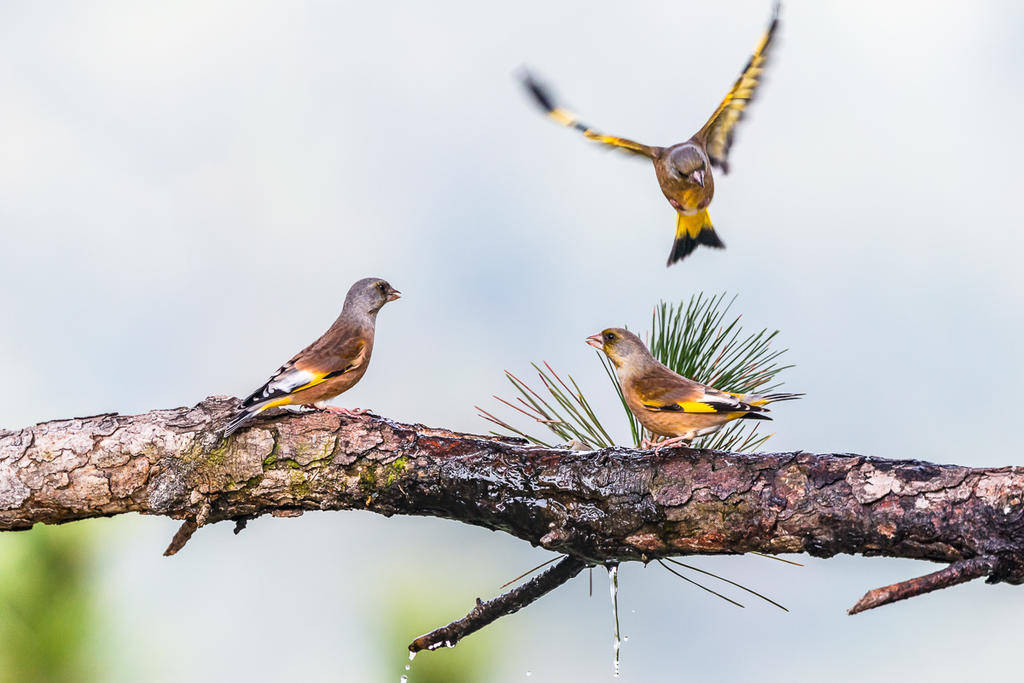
[608,564,621,678]
[401,649,416,683]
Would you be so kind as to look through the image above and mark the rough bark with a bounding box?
[3,396,1024,643]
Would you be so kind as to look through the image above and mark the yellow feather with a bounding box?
[675,401,719,413]
[727,391,769,407]
[548,108,576,127]
[675,210,714,239]
[256,397,293,412]
[291,374,330,394]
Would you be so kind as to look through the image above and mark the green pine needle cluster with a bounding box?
[478,293,794,453]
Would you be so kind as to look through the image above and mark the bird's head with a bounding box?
[586,328,648,368]
[666,145,708,189]
[346,277,401,316]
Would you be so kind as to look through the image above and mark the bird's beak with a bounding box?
[387,289,401,302]
[692,169,705,188]
[585,334,604,349]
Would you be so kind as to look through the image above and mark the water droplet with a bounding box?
[408,652,417,662]
[526,672,532,678]
[608,565,621,678]
[400,677,408,683]
[624,636,630,642]
[405,665,411,671]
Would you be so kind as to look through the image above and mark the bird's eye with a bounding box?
[604,333,615,342]
[377,282,387,292]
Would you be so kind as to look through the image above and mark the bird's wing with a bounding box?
[521,71,656,158]
[240,337,368,408]
[696,4,780,173]
[634,370,761,414]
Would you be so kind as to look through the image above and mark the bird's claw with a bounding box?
[652,436,690,454]
[320,406,369,417]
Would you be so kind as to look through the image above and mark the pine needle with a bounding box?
[481,293,795,455]
[748,552,804,567]
[662,557,788,612]
[499,555,564,589]
[656,560,744,608]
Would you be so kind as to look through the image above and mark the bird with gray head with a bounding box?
[587,327,800,451]
[223,277,401,436]
[520,2,780,265]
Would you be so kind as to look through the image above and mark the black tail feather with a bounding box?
[761,392,804,403]
[666,228,725,266]
[740,413,773,421]
[223,406,259,437]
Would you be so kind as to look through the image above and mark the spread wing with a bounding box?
[240,336,368,408]
[633,368,765,415]
[696,3,780,173]
[520,70,656,158]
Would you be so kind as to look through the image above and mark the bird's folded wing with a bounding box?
[696,4,780,173]
[634,372,759,414]
[241,338,367,407]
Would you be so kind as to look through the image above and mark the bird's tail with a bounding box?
[746,392,804,408]
[667,210,724,266]
[223,400,285,437]
[223,406,260,437]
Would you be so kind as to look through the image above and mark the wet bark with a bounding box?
[3,396,1024,633]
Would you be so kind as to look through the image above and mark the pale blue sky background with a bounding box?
[2,0,1023,680]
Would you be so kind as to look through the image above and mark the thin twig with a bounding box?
[848,557,995,615]
[409,556,587,653]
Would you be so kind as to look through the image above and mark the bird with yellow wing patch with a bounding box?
[588,328,800,451]
[521,3,780,266]
[223,277,400,436]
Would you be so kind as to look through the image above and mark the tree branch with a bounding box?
[4,396,1024,644]
[409,556,587,653]
[847,556,996,615]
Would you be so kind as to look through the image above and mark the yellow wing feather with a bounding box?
[522,72,655,158]
[697,4,780,172]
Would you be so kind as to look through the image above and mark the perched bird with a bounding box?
[223,277,400,436]
[521,3,780,266]
[587,328,799,450]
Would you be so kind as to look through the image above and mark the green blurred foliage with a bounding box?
[374,582,505,683]
[0,523,103,683]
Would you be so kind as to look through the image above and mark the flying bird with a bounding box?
[587,328,799,450]
[521,3,780,266]
[223,277,400,436]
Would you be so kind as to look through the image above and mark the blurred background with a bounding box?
[2,0,1023,680]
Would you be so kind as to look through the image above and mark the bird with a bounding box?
[223,277,401,436]
[587,328,800,451]
[520,3,780,266]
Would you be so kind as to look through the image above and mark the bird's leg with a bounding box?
[654,435,691,454]
[640,436,660,450]
[314,402,369,417]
